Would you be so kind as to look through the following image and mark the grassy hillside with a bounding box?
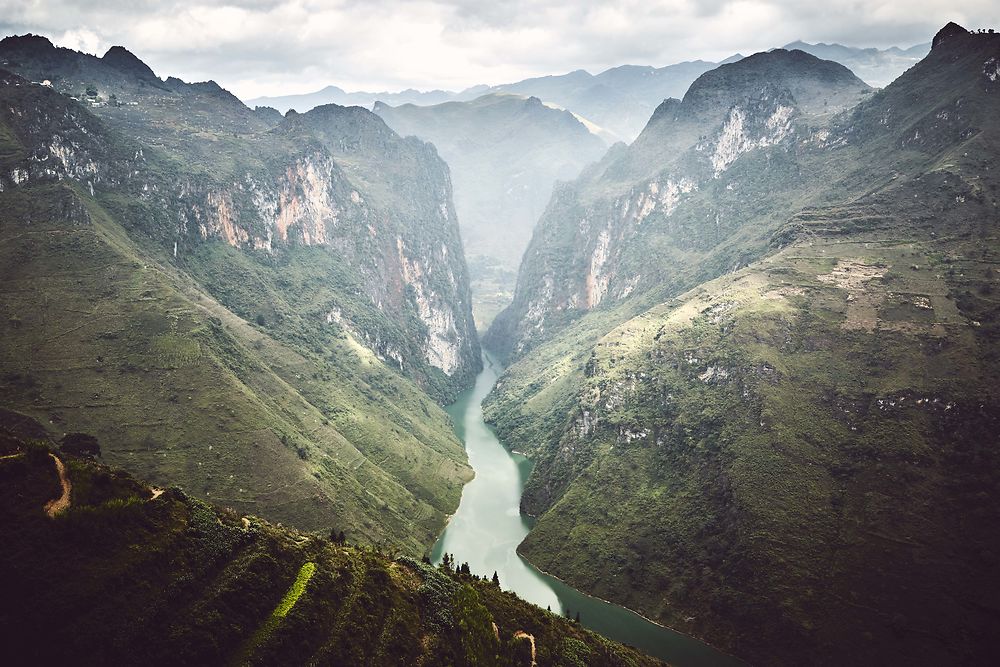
[0,56,480,553]
[483,25,1000,665]
[0,426,662,667]
[0,180,472,552]
[0,37,482,402]
[0,25,498,556]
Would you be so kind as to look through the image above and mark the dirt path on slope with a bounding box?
[513,631,536,666]
[44,453,71,517]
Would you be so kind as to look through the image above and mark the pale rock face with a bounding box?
[47,135,99,180]
[617,274,641,299]
[985,57,1000,83]
[711,104,794,176]
[586,228,613,308]
[635,177,698,222]
[397,236,462,375]
[576,409,595,437]
[273,157,337,245]
[206,191,249,247]
[422,306,461,375]
[521,274,555,350]
[241,155,339,247]
[698,366,731,383]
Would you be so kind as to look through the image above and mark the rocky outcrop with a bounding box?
[0,63,480,398]
[486,49,871,360]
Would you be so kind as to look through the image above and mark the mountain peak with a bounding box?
[932,22,969,49]
[101,45,157,80]
[682,48,869,115]
[0,33,55,54]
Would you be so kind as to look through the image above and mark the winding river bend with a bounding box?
[431,352,745,666]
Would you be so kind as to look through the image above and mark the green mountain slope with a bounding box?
[0,426,662,667]
[0,39,480,552]
[375,93,608,330]
[483,25,1000,665]
[0,34,481,399]
[486,48,872,360]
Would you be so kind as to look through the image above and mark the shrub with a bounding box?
[60,433,101,459]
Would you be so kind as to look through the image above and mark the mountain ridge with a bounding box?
[0,38,481,553]
[0,422,664,666]
[481,24,1000,665]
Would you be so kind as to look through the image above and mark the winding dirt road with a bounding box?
[513,631,536,666]
[44,453,71,517]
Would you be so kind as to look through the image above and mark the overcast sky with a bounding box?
[1,1,998,100]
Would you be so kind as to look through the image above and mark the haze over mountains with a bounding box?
[1,15,999,667]
[248,38,929,142]
[375,93,608,329]
[781,40,930,87]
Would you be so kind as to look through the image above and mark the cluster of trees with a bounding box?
[434,552,501,588]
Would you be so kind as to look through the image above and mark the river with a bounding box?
[431,352,746,666]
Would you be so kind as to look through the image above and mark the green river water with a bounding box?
[431,352,746,666]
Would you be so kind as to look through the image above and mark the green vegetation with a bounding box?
[484,27,1000,666]
[237,561,318,663]
[0,39,483,553]
[0,427,662,666]
[273,561,317,619]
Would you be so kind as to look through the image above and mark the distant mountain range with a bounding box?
[247,39,929,142]
[779,39,930,87]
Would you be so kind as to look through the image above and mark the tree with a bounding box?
[491,571,500,587]
[575,611,581,623]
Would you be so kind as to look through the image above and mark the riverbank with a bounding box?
[431,352,747,666]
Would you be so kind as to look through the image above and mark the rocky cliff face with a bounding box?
[0,47,481,398]
[0,40,480,552]
[484,26,1000,665]
[486,49,871,359]
[375,93,608,330]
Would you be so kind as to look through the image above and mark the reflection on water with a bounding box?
[431,352,746,666]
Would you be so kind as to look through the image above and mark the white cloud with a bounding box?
[53,28,104,55]
[0,0,998,99]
